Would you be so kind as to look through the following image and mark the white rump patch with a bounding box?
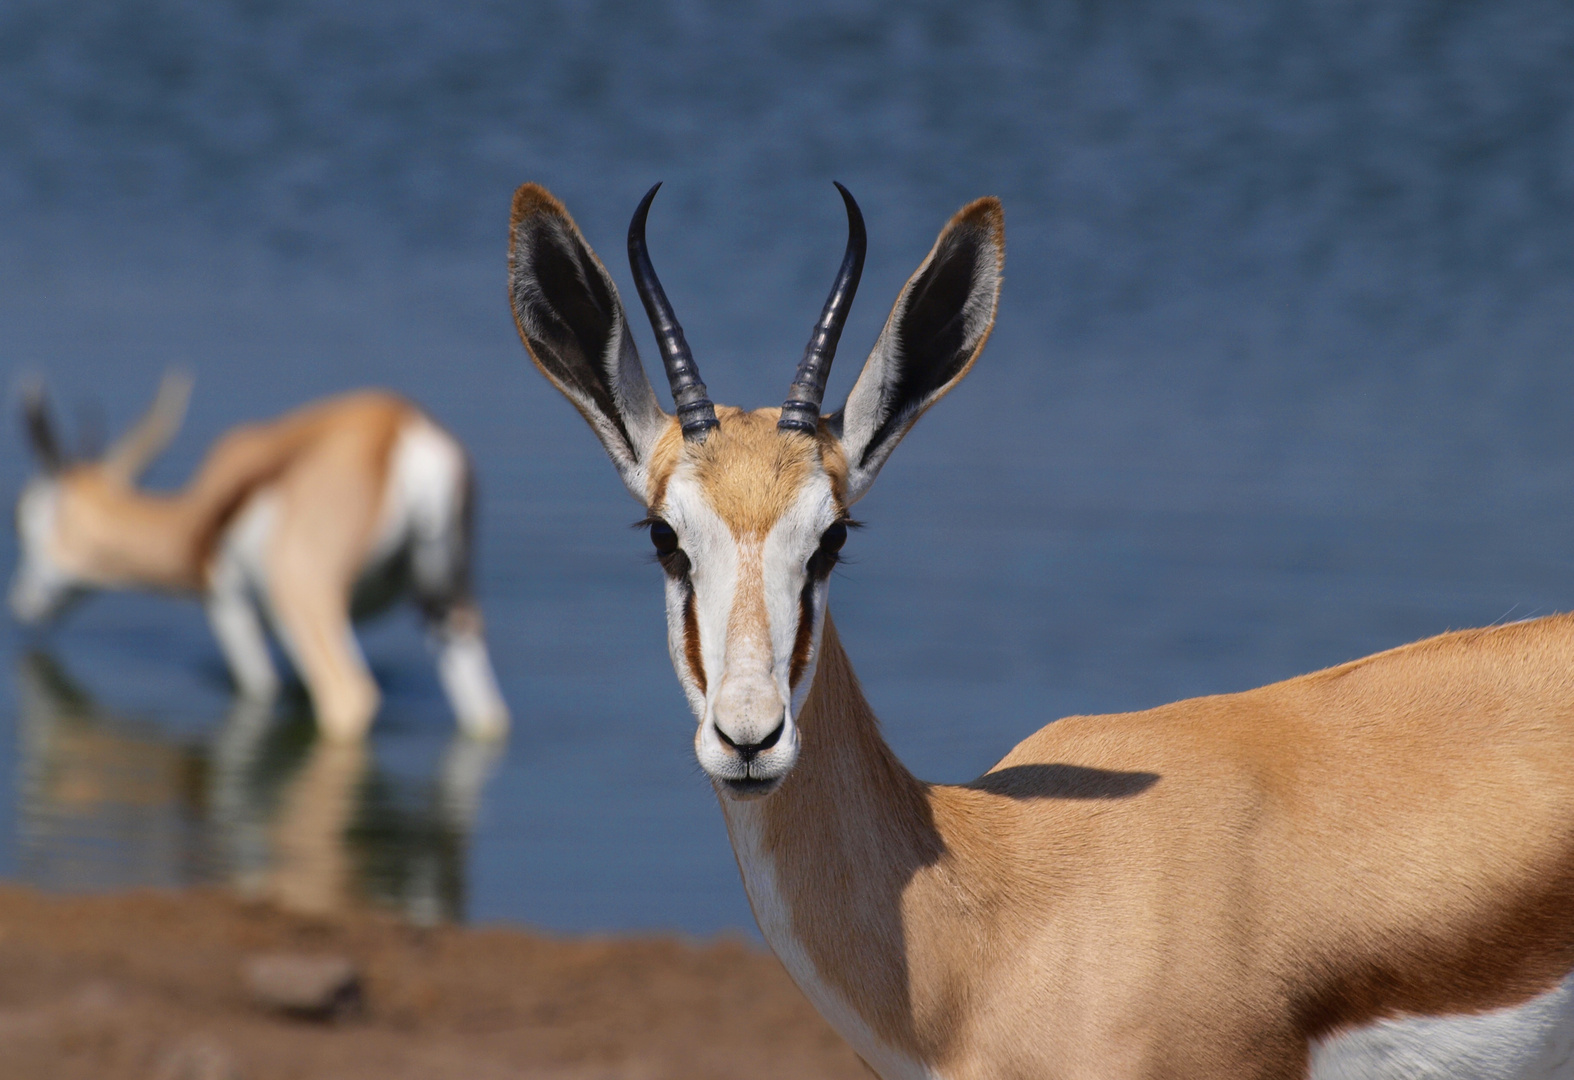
[373,419,467,583]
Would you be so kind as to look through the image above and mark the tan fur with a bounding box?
[686,408,828,530]
[48,393,409,589]
[722,610,1574,1079]
[512,181,1574,1077]
[635,414,1574,1077]
[643,418,688,511]
[43,392,422,736]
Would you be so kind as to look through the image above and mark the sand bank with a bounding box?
[0,885,866,1079]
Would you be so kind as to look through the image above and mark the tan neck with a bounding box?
[722,613,972,1062]
[57,407,333,594]
[59,473,237,592]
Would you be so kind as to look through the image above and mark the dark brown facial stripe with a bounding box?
[789,581,815,688]
[683,589,707,696]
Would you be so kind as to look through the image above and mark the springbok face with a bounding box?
[10,374,191,624]
[510,183,1002,797]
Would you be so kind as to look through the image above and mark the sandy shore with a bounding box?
[0,885,867,1079]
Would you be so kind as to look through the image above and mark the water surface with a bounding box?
[1,0,1573,933]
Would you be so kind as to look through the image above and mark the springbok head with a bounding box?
[510,184,1002,797]
[10,371,193,622]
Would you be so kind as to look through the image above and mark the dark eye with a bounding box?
[649,519,678,556]
[647,518,691,577]
[807,520,849,578]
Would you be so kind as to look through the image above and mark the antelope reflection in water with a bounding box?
[16,651,502,922]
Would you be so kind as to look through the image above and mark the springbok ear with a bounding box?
[102,369,192,485]
[20,383,65,474]
[827,197,1003,503]
[508,183,669,502]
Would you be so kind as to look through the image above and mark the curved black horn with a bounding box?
[628,183,719,440]
[779,182,867,436]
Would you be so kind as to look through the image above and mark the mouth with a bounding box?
[719,775,783,800]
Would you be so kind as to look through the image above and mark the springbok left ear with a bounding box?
[508,183,670,502]
[826,197,1003,504]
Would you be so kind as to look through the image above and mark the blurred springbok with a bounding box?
[510,181,1574,1079]
[11,378,508,740]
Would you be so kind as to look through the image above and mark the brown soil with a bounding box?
[0,885,869,1080]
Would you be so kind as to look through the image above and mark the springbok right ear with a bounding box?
[508,184,670,502]
[21,383,65,474]
[828,197,1003,503]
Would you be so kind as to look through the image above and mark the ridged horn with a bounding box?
[628,183,718,440]
[779,182,866,436]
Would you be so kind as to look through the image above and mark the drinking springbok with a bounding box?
[11,377,508,741]
[509,180,1574,1079]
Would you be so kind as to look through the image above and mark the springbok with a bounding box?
[11,378,508,741]
[510,180,1574,1079]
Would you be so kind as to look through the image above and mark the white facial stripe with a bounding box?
[762,477,840,711]
[792,577,831,717]
[661,469,740,715]
[9,480,76,622]
[17,481,60,560]
[661,574,706,716]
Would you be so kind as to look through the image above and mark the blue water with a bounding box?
[2,0,1574,934]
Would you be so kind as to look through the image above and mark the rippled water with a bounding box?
[1,0,1573,933]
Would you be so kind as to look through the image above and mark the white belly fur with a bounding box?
[217,486,278,594]
[1311,975,1574,1079]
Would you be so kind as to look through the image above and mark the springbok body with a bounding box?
[12,382,508,740]
[509,180,1574,1079]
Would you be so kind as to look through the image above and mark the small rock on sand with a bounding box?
[153,1033,240,1080]
[242,954,361,1020]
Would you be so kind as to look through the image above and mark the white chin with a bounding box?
[698,745,798,782]
[714,773,788,800]
[696,743,800,798]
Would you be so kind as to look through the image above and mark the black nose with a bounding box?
[715,718,785,762]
